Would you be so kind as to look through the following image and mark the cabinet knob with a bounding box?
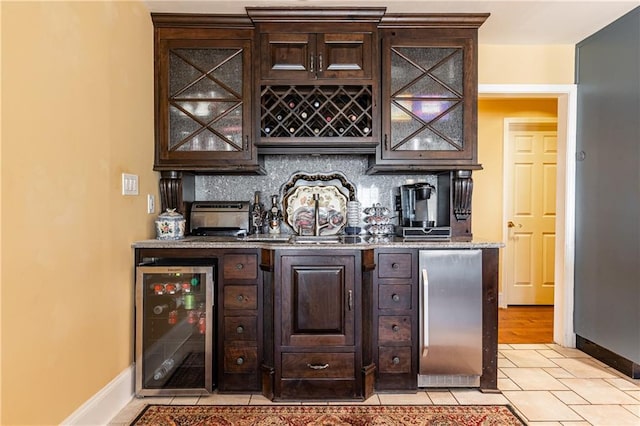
[392,293,400,302]
[392,356,400,365]
[235,263,244,270]
[237,295,245,302]
[236,357,244,365]
[392,324,400,332]
[391,263,399,270]
[236,325,244,334]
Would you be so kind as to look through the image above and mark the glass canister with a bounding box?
[155,209,186,240]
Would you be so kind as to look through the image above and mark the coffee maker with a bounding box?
[397,179,451,239]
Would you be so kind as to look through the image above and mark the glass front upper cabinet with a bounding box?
[377,30,479,169]
[154,30,262,173]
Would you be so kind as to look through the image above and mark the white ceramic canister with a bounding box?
[155,209,186,240]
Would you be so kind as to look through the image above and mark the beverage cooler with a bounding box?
[135,263,215,396]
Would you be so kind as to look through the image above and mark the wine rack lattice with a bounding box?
[260,85,373,138]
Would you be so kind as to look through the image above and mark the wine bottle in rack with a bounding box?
[152,296,182,315]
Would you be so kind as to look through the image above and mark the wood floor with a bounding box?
[498,305,554,344]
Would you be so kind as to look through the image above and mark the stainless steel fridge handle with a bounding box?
[421,268,429,357]
[208,274,214,308]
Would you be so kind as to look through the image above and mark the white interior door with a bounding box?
[505,120,557,305]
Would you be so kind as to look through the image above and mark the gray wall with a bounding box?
[574,7,640,363]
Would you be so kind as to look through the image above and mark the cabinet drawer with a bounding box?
[224,285,257,310]
[378,316,412,342]
[223,254,258,280]
[378,284,412,310]
[378,253,412,278]
[281,353,354,379]
[378,346,412,373]
[224,316,257,341]
[224,344,258,374]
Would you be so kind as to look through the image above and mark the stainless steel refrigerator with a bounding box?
[418,249,483,387]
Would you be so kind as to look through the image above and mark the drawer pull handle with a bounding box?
[307,363,329,370]
[392,356,400,365]
[236,357,245,365]
[348,290,353,311]
[235,263,244,270]
[236,326,244,334]
[391,263,399,270]
[237,295,245,302]
[392,294,400,302]
[392,324,400,332]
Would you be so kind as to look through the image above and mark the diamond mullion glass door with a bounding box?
[168,45,246,156]
[383,37,475,162]
[391,47,462,152]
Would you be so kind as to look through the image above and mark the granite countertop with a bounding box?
[132,234,504,249]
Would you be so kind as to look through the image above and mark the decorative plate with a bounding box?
[280,171,357,202]
[283,185,348,235]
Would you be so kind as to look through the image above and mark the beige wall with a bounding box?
[1,1,155,424]
[479,45,575,84]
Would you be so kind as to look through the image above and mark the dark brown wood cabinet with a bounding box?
[152,15,264,175]
[151,10,488,176]
[249,8,383,154]
[259,31,374,81]
[133,244,499,397]
[218,252,261,392]
[367,15,488,174]
[373,249,418,391]
[262,249,374,400]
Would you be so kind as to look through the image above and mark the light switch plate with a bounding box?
[147,194,155,214]
[122,173,139,195]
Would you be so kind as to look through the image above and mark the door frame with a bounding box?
[503,117,558,306]
[479,84,577,348]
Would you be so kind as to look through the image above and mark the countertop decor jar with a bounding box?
[155,209,186,240]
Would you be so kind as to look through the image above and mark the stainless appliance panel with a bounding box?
[418,249,482,386]
[190,201,250,235]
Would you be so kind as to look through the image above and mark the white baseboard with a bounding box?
[499,291,507,309]
[61,364,135,425]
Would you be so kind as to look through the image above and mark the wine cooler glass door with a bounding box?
[135,265,214,396]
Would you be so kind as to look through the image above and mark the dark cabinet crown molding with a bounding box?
[379,13,490,28]
[246,7,386,23]
[151,13,254,27]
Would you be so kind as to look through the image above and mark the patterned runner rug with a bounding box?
[131,404,526,425]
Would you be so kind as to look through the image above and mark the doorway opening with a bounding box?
[478,84,577,348]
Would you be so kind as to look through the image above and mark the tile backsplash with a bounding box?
[196,154,439,223]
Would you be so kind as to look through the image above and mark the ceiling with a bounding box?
[143,0,639,44]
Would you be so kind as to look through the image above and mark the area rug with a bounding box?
[131,404,526,425]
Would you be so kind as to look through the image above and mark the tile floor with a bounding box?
[109,343,640,425]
